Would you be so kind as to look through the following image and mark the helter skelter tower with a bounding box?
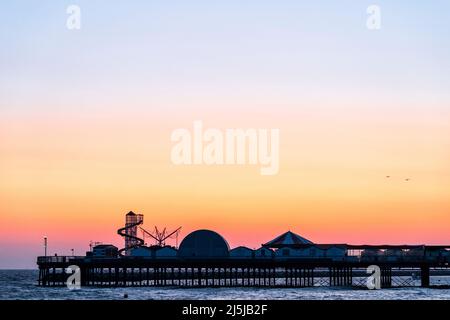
[117,211,144,256]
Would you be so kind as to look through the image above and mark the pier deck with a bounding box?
[37,256,449,288]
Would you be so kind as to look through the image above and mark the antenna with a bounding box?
[89,240,102,251]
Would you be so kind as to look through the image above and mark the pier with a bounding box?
[37,254,449,288]
[37,212,450,289]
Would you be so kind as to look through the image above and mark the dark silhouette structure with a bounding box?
[178,230,230,259]
[117,211,144,256]
[37,211,450,289]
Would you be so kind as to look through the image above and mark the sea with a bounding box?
[1,270,450,300]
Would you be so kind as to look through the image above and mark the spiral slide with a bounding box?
[117,220,145,256]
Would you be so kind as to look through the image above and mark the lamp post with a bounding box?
[44,237,48,257]
[71,248,74,256]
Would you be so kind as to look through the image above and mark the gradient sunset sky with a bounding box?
[1,1,449,268]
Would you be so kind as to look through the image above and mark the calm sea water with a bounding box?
[1,270,450,300]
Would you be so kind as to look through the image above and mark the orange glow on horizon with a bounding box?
[1,101,449,268]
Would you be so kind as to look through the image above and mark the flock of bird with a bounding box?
[386,176,410,181]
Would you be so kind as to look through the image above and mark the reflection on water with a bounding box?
[1,270,449,300]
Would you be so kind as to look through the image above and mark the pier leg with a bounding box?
[381,267,392,288]
[329,267,333,286]
[421,265,430,287]
[224,268,227,286]
[273,267,276,287]
[284,267,288,287]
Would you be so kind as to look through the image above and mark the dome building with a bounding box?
[229,246,254,259]
[178,229,230,259]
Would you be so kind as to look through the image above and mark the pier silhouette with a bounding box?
[37,212,450,289]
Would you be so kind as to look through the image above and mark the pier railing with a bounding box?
[36,254,449,264]
[37,256,85,263]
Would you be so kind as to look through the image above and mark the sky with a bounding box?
[0,1,449,268]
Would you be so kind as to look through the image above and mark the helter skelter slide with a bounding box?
[117,211,145,256]
[117,211,181,256]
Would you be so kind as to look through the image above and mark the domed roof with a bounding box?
[178,229,230,259]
